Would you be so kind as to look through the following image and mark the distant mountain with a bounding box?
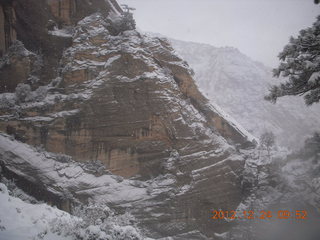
[169,39,320,148]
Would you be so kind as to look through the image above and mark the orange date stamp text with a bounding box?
[210,210,307,220]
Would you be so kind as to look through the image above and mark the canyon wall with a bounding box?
[0,0,255,238]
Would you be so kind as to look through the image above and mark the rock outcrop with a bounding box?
[0,0,123,92]
[0,1,17,57]
[0,0,256,238]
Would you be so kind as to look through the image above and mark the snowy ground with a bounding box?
[0,181,155,240]
[0,183,76,240]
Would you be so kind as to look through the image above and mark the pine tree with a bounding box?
[259,131,275,158]
[265,16,320,105]
[109,4,136,35]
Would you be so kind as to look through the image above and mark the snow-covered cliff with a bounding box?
[0,1,255,239]
[170,39,320,148]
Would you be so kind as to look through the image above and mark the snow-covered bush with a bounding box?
[108,225,141,240]
[7,40,28,56]
[53,153,72,163]
[33,86,48,101]
[15,83,32,102]
[71,202,145,240]
[0,40,38,70]
[73,202,111,227]
[28,75,40,85]
[50,77,62,87]
[0,182,7,194]
[15,84,48,103]
[81,160,107,176]
[112,13,135,33]
[108,6,136,35]
[0,93,16,109]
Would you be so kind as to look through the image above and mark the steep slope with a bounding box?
[0,0,255,239]
[170,39,320,148]
[0,182,77,240]
[0,181,150,240]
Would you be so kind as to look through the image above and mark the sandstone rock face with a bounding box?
[0,1,255,238]
[0,5,4,56]
[0,2,17,57]
[47,0,121,26]
[47,0,77,25]
[0,0,120,89]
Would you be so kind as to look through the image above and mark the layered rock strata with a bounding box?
[0,0,255,238]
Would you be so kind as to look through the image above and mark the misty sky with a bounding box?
[118,0,319,67]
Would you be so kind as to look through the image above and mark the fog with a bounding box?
[118,0,319,67]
